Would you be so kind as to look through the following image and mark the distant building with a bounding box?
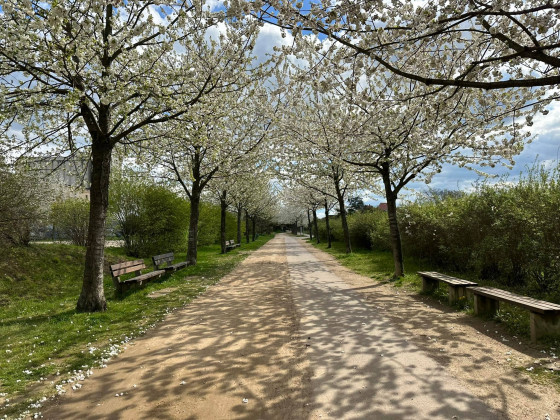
[23,156,92,200]
[377,203,388,211]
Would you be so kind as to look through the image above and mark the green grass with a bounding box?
[0,235,273,418]
[309,239,426,288]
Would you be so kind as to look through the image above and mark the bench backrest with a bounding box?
[152,252,174,268]
[110,260,146,279]
[226,240,232,246]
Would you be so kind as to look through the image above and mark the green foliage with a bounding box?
[317,209,391,251]
[0,164,50,247]
[110,179,189,257]
[109,174,240,256]
[51,198,90,246]
[400,162,560,302]
[197,202,237,246]
[347,196,365,214]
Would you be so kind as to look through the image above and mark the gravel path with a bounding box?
[41,234,560,419]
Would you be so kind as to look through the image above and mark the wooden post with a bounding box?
[421,276,438,294]
[530,312,560,343]
[448,285,468,305]
[473,294,499,317]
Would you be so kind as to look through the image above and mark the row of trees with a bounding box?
[2,1,559,311]
[0,164,276,255]
[0,1,278,311]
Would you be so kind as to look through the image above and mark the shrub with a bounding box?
[110,178,189,257]
[51,198,90,246]
[316,209,391,251]
[400,162,560,301]
[197,202,237,246]
[0,165,50,246]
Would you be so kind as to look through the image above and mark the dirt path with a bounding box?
[42,235,311,419]
[41,234,559,419]
[294,236,560,420]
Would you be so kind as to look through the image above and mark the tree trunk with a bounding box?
[186,184,202,265]
[312,208,319,244]
[307,209,312,239]
[252,217,256,242]
[236,203,242,245]
[382,170,404,277]
[325,200,331,249]
[76,140,111,312]
[334,181,351,253]
[245,209,250,244]
[220,191,227,254]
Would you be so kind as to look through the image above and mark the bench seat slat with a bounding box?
[470,287,560,313]
[121,269,165,284]
[417,271,477,286]
[165,261,188,272]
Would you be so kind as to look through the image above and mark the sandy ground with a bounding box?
[295,236,560,420]
[41,234,559,419]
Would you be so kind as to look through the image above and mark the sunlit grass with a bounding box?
[308,239,426,285]
[0,235,273,417]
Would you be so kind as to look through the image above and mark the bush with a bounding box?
[316,209,391,251]
[197,202,237,246]
[51,198,90,246]
[0,165,50,246]
[110,178,189,257]
[400,163,560,301]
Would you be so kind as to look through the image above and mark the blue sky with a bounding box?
[398,102,560,204]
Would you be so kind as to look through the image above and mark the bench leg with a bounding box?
[422,277,438,294]
[112,278,123,296]
[530,312,560,343]
[448,285,467,305]
[473,294,499,317]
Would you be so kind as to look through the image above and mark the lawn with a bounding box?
[0,235,273,418]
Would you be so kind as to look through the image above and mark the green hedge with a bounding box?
[400,164,560,301]
[316,163,560,302]
[109,177,238,257]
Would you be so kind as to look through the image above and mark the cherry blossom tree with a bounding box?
[0,0,260,311]
[276,188,308,235]
[143,81,272,265]
[297,42,539,276]
[274,73,367,253]
[242,173,277,241]
[238,0,560,93]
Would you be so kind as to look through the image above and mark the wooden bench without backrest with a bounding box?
[152,252,188,272]
[470,286,560,343]
[418,271,478,305]
[110,260,165,295]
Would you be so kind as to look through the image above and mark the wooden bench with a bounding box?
[418,271,478,305]
[110,260,165,295]
[470,287,560,342]
[152,252,188,272]
[225,239,240,252]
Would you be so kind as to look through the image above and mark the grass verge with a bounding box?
[0,235,273,418]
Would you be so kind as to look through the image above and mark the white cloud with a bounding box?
[253,23,294,61]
